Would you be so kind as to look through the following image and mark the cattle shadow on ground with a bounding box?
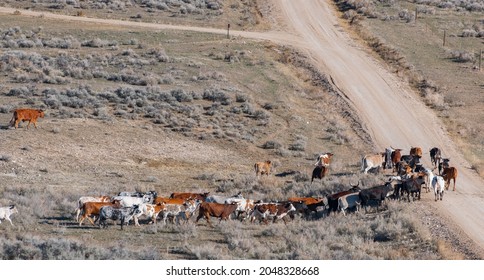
[332,171,355,177]
[275,170,298,177]
[0,124,11,130]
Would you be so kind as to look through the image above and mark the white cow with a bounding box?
[111,195,152,207]
[423,168,445,201]
[337,193,361,216]
[0,205,18,226]
[361,153,385,174]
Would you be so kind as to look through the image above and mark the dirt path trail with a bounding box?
[1,2,483,256]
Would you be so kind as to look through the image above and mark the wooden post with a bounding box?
[227,23,230,39]
[415,8,418,23]
[479,49,482,71]
[443,30,446,47]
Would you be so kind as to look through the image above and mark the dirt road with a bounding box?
[1,1,483,255]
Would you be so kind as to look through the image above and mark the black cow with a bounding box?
[400,155,420,171]
[311,165,328,183]
[99,205,141,230]
[429,147,442,168]
[327,184,361,214]
[439,158,450,175]
[400,177,425,202]
[359,183,393,211]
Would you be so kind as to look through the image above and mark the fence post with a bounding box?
[443,30,446,47]
[227,23,230,39]
[479,49,482,71]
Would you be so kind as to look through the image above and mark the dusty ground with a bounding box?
[0,0,483,259]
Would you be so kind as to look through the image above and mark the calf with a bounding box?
[196,202,238,227]
[0,205,18,226]
[99,205,142,230]
[9,108,45,129]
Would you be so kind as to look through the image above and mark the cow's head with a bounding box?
[9,205,18,214]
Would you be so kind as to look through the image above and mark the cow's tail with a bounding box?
[360,157,365,173]
[8,111,16,127]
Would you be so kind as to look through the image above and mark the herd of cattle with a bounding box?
[0,108,460,228]
[64,146,457,229]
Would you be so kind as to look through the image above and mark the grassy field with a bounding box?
[0,1,481,260]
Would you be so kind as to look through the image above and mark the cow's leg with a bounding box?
[87,216,96,226]
[453,179,456,191]
[205,214,212,227]
[79,215,86,226]
[6,217,14,226]
[14,119,20,129]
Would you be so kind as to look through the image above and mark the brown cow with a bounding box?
[10,108,45,129]
[442,167,458,191]
[391,149,402,172]
[195,202,238,227]
[255,160,272,176]
[75,195,112,222]
[169,192,209,201]
[410,147,423,158]
[78,200,120,226]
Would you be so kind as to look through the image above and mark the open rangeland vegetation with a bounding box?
[0,0,482,260]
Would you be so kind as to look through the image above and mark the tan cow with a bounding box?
[10,108,45,129]
[361,153,385,174]
[255,160,272,176]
